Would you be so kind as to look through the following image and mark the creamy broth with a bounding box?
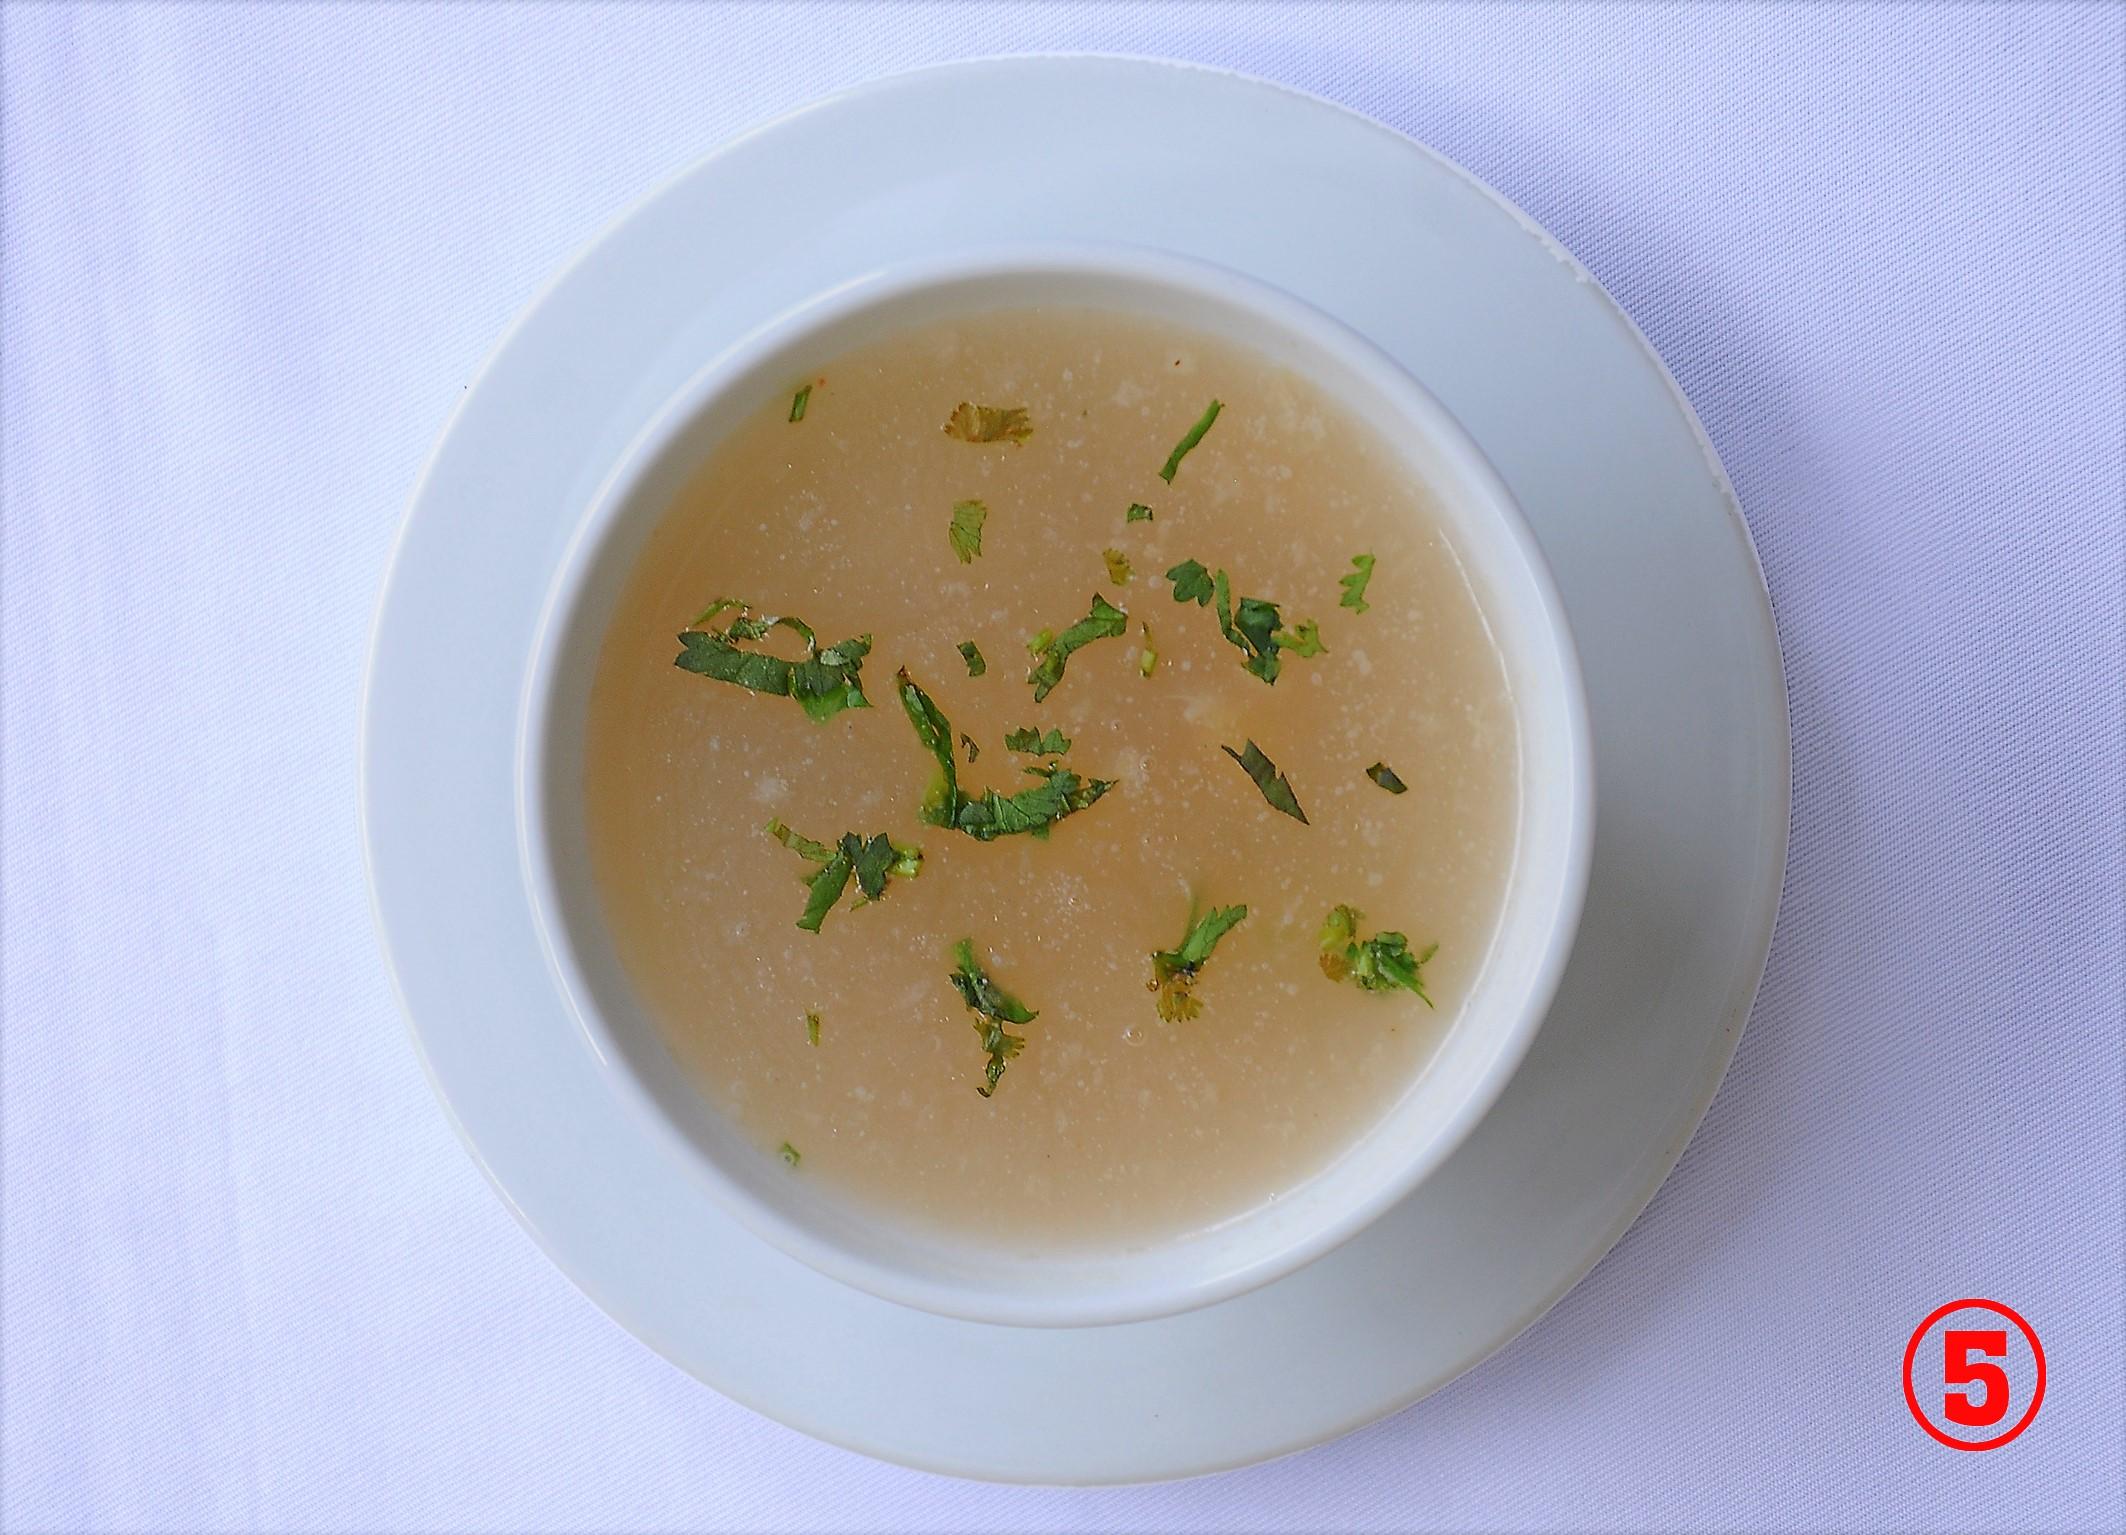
[583,308,1518,1248]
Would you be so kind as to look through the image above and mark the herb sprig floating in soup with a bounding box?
[674,600,871,722]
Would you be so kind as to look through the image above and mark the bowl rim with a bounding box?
[515,241,1595,1328]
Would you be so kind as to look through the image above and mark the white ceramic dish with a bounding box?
[364,56,1788,1483]
[520,246,1593,1329]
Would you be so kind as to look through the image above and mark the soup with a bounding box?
[582,308,1518,1248]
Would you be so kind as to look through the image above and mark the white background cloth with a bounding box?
[4,4,2121,1530]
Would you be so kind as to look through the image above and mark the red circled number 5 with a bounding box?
[1943,1329,2010,1427]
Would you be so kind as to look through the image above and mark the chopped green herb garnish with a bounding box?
[805,1010,821,1047]
[1149,904,1248,1021]
[1138,622,1158,677]
[948,499,987,563]
[1025,627,1054,656]
[959,732,981,764]
[676,600,871,722]
[1102,548,1133,585]
[793,855,849,932]
[850,833,920,901]
[1158,398,1223,483]
[1167,558,1215,606]
[835,833,918,924]
[779,1141,802,1166]
[958,640,986,677]
[1026,593,1128,702]
[943,402,1033,444]
[1366,761,1408,794]
[788,384,812,423]
[956,763,1110,840]
[1319,905,1436,1003]
[1276,618,1325,657]
[1003,726,1072,755]
[1126,502,1154,523]
[1225,584,1286,682]
[765,818,922,932]
[896,670,1116,841]
[1166,561,1288,683]
[1340,554,1376,614]
[896,671,962,827]
[949,937,1039,1096]
[764,817,833,863]
[1222,740,1308,824]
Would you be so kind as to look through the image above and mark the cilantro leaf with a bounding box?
[1026,594,1128,702]
[954,763,1113,841]
[1149,904,1248,1021]
[1319,904,1436,1004]
[788,384,811,423]
[843,833,896,900]
[1102,548,1133,585]
[951,946,1037,1024]
[1003,727,1071,755]
[687,597,746,628]
[1167,904,1250,969]
[972,1025,1023,1096]
[676,601,871,722]
[1366,761,1408,794]
[765,817,922,932]
[1223,579,1285,683]
[779,1141,802,1166]
[1158,398,1223,483]
[959,732,981,764]
[958,640,986,677]
[796,851,853,932]
[805,1011,821,1047]
[764,817,832,864]
[1222,740,1308,824]
[894,668,960,827]
[1340,554,1376,613]
[1167,559,1215,606]
[788,638,875,720]
[1126,502,1154,523]
[1166,562,1296,682]
[1276,618,1326,657]
[1320,902,1359,959]
[948,499,987,563]
[896,670,1116,840]
[949,937,1039,1097]
[943,402,1033,444]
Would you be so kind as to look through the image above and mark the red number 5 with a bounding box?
[1944,1329,2010,1427]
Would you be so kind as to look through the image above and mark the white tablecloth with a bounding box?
[5,5,2121,1530]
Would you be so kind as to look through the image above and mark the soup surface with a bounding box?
[583,307,1518,1247]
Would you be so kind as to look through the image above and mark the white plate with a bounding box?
[363,56,1789,1485]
